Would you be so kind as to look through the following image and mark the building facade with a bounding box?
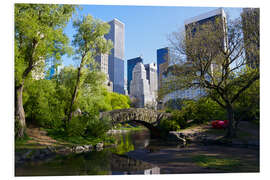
[161,8,227,106]
[127,56,143,94]
[105,18,125,94]
[184,8,227,73]
[144,62,158,98]
[130,62,156,108]
[157,47,169,89]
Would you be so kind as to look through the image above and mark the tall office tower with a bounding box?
[144,62,158,97]
[160,8,228,106]
[93,54,113,92]
[241,8,260,69]
[95,54,109,75]
[184,8,227,72]
[127,56,143,94]
[157,47,170,89]
[105,18,125,94]
[130,62,155,108]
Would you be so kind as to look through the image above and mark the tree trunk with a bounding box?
[66,65,83,127]
[15,83,26,138]
[225,104,237,138]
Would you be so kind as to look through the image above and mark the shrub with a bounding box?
[171,110,188,128]
[23,79,65,128]
[84,115,112,138]
[159,118,181,134]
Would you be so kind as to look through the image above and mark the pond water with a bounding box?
[15,130,163,176]
[15,129,260,176]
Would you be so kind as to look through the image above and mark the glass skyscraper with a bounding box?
[105,18,125,94]
[127,57,143,94]
[157,47,169,89]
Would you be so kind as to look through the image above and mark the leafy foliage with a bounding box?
[162,13,259,137]
[23,79,65,128]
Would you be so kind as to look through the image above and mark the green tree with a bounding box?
[163,14,259,138]
[15,4,76,138]
[66,15,113,127]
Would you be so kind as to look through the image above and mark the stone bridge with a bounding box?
[100,108,171,137]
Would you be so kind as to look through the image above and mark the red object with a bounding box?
[211,120,229,129]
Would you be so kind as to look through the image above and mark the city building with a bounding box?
[160,8,227,106]
[241,8,260,69]
[144,62,158,98]
[157,47,170,89]
[105,18,125,94]
[95,53,109,75]
[184,7,227,73]
[95,53,113,92]
[161,64,205,104]
[130,62,156,108]
[127,56,143,94]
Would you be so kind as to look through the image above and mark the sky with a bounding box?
[62,5,243,78]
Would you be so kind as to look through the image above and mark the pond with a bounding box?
[15,129,260,176]
[15,129,162,176]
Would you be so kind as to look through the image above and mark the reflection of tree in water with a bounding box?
[112,133,135,155]
[16,130,156,176]
[16,150,159,176]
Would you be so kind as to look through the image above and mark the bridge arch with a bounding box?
[100,108,171,137]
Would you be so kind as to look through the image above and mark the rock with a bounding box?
[75,146,85,153]
[83,145,93,151]
[95,142,104,149]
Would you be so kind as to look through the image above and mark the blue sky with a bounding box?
[62,5,243,78]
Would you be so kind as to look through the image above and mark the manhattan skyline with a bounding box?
[62,5,243,78]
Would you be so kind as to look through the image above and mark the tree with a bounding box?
[66,15,113,127]
[162,13,259,138]
[15,4,76,138]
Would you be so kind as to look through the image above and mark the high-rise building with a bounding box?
[184,8,227,72]
[95,53,109,75]
[130,62,156,108]
[161,8,227,107]
[105,18,125,94]
[157,47,170,89]
[127,56,143,94]
[241,8,260,69]
[144,62,158,98]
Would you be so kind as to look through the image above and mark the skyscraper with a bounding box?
[130,62,155,108]
[127,56,143,94]
[95,54,109,75]
[144,62,158,98]
[184,8,227,71]
[157,47,169,89]
[160,8,227,106]
[105,18,125,94]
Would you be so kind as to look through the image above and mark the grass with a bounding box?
[112,123,146,131]
[192,155,241,171]
[45,128,116,146]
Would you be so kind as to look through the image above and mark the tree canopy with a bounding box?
[161,13,259,137]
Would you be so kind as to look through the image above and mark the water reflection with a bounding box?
[15,130,160,176]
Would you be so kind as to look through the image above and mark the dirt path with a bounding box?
[25,126,68,147]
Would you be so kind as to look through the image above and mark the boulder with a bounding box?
[75,146,85,153]
[95,142,104,149]
[83,145,93,151]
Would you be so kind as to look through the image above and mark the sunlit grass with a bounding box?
[192,155,241,171]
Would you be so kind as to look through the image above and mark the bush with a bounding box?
[171,110,188,128]
[85,115,111,138]
[23,79,65,128]
[159,118,181,134]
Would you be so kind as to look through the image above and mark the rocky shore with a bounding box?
[15,142,109,166]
